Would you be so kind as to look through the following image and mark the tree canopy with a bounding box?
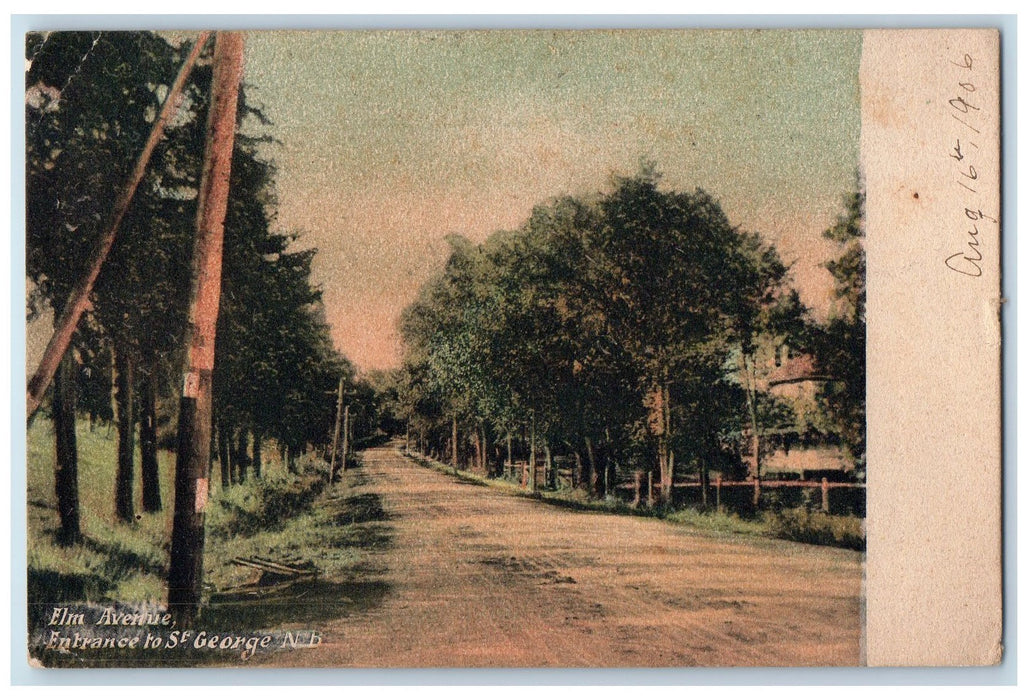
[396,168,823,494]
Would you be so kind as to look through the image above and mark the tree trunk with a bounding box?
[252,429,262,479]
[700,461,710,508]
[227,428,238,483]
[53,351,81,545]
[656,379,672,503]
[743,353,761,479]
[168,31,245,629]
[479,423,488,475]
[544,445,552,489]
[236,429,249,483]
[586,436,598,495]
[217,420,230,489]
[451,415,458,472]
[114,346,135,523]
[529,413,536,491]
[140,359,161,513]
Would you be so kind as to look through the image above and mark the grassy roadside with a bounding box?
[27,419,382,625]
[402,449,864,551]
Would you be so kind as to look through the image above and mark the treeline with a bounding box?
[25,31,364,546]
[389,166,865,501]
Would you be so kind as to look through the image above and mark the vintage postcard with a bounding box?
[21,27,1001,669]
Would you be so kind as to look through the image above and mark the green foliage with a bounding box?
[205,460,328,540]
[765,508,865,550]
[27,418,177,608]
[397,167,801,484]
[26,30,363,481]
[28,418,339,612]
[809,188,866,468]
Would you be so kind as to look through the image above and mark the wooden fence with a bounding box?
[615,473,865,514]
[504,460,864,515]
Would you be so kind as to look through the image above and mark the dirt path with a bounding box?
[276,445,863,667]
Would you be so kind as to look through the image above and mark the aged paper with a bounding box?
[21,27,1001,670]
[863,29,1002,666]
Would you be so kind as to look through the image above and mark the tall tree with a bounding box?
[810,189,866,469]
[27,31,205,531]
[398,166,795,502]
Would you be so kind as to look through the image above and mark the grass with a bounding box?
[403,448,864,551]
[28,419,396,667]
[28,419,175,612]
[27,418,377,622]
[764,508,866,550]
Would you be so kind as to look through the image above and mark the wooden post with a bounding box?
[26,32,211,419]
[821,477,830,513]
[647,470,653,507]
[168,31,244,629]
[632,471,642,508]
[329,375,344,480]
[341,405,350,472]
[715,475,723,512]
[753,476,761,509]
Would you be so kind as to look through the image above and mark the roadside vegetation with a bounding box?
[27,419,381,633]
[404,449,864,551]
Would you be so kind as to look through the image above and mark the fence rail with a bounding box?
[501,459,863,515]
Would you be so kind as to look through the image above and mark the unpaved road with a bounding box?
[278,445,863,667]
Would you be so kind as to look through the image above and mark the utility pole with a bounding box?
[25,32,211,420]
[329,375,344,480]
[167,31,245,628]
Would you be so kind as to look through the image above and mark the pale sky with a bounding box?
[240,30,862,372]
[29,29,862,375]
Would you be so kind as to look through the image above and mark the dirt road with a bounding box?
[280,445,863,667]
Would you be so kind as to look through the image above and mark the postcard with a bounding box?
[21,26,1001,669]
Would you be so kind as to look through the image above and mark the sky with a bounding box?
[239,30,862,372]
[25,29,858,375]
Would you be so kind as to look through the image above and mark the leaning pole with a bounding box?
[168,31,245,628]
[25,32,211,420]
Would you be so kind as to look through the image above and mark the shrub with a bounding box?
[765,507,865,550]
[206,459,329,540]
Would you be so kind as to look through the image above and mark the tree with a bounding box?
[26,31,204,531]
[810,189,866,469]
[398,165,797,503]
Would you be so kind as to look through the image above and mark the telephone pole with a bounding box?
[330,375,344,480]
[167,31,245,628]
